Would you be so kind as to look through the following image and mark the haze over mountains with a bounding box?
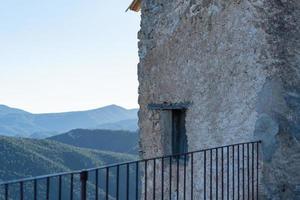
[49,129,138,154]
[0,104,138,138]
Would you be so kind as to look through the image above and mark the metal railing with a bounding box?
[0,141,261,200]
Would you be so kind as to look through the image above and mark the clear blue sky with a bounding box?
[0,0,140,113]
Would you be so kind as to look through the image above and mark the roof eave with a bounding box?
[126,0,141,12]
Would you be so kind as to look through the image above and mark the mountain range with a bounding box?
[0,104,138,138]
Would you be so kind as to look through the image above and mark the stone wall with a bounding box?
[137,0,300,199]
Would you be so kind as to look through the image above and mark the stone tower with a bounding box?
[136,0,300,199]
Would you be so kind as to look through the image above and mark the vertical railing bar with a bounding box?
[70,174,74,200]
[210,149,212,200]
[169,157,172,200]
[222,147,224,200]
[80,171,88,200]
[58,175,62,200]
[5,184,8,200]
[216,148,218,200]
[252,143,255,200]
[204,150,206,200]
[176,156,179,200]
[183,154,187,200]
[136,162,139,200]
[243,144,245,200]
[238,145,240,200]
[247,143,250,200]
[161,158,164,200]
[191,153,194,200]
[20,181,23,200]
[126,163,129,200]
[153,159,156,200]
[145,160,148,200]
[33,179,37,200]
[106,167,109,200]
[256,143,259,200]
[116,165,120,200]
[227,146,229,200]
[95,169,98,200]
[46,177,50,200]
[232,146,235,200]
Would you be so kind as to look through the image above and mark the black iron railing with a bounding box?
[0,141,261,200]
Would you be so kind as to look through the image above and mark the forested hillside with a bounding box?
[49,129,139,154]
[0,136,137,199]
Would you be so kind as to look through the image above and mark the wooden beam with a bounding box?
[126,0,141,12]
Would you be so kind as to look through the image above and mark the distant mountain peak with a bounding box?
[96,104,125,110]
[0,104,9,108]
[0,104,14,110]
[0,104,29,114]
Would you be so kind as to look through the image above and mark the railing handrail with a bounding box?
[0,140,261,185]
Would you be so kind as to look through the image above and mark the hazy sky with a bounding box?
[0,0,140,113]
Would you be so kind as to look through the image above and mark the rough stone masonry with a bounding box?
[137,0,300,199]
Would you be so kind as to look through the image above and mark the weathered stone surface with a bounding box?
[137,0,300,199]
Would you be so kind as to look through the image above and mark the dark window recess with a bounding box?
[172,109,187,155]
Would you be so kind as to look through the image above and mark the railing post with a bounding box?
[80,171,88,200]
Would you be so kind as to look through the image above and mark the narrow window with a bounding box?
[148,102,190,155]
[172,109,187,154]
